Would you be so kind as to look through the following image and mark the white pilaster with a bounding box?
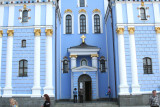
[3,5,14,97]
[116,27,129,95]
[70,55,77,99]
[35,4,41,26]
[127,3,140,94]
[0,5,4,97]
[128,28,140,95]
[0,33,2,96]
[70,56,77,69]
[3,31,14,97]
[43,29,54,97]
[46,3,53,27]
[91,55,98,68]
[155,28,160,72]
[31,29,41,97]
[153,3,160,72]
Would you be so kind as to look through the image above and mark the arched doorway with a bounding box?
[78,74,92,101]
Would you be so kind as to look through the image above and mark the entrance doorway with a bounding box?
[78,74,92,101]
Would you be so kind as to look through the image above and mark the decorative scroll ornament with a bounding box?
[116,27,124,35]
[70,55,77,58]
[64,9,72,13]
[128,27,135,35]
[45,29,53,36]
[91,54,99,57]
[7,30,14,37]
[92,9,101,13]
[79,9,86,13]
[0,30,3,37]
[34,29,41,36]
[155,27,160,34]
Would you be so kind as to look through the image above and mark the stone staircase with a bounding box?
[55,101,119,107]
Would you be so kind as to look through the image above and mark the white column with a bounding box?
[116,27,129,95]
[91,54,98,68]
[0,5,4,97]
[128,27,140,95]
[70,55,77,99]
[3,5,14,97]
[70,55,77,69]
[155,27,160,72]
[3,30,14,97]
[31,29,41,97]
[153,3,160,72]
[0,31,3,96]
[43,29,54,97]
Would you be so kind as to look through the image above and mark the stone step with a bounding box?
[55,102,119,107]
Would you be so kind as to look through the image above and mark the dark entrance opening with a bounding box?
[78,74,92,101]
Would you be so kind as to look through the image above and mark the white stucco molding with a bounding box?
[72,66,97,72]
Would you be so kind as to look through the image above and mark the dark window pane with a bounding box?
[143,57,152,74]
[140,8,146,20]
[66,15,72,34]
[80,15,86,34]
[81,59,87,66]
[94,14,100,33]
[22,40,26,47]
[80,0,85,7]
[22,10,28,22]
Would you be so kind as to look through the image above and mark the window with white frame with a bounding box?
[18,4,31,23]
[62,57,69,73]
[137,5,149,20]
[63,9,74,34]
[78,0,87,7]
[66,15,72,34]
[78,11,88,34]
[140,7,146,20]
[22,10,28,22]
[80,14,86,34]
[94,14,100,33]
[81,59,87,66]
[92,9,103,34]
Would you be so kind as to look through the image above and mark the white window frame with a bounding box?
[80,58,88,66]
[138,5,149,21]
[19,7,31,23]
[63,12,74,34]
[77,0,87,7]
[78,12,88,34]
[92,12,103,34]
[61,58,70,73]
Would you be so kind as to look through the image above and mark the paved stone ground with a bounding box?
[55,101,119,107]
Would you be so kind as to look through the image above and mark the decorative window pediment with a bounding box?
[18,4,31,23]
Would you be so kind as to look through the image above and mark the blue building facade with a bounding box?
[0,0,160,106]
[105,0,160,105]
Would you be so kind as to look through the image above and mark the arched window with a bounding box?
[100,56,106,72]
[94,14,100,33]
[80,0,85,7]
[22,40,26,47]
[19,60,28,77]
[63,57,69,73]
[66,15,72,34]
[143,57,152,74]
[80,15,86,34]
[140,7,146,20]
[81,59,87,66]
[22,10,28,22]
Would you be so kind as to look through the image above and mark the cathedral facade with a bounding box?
[0,0,160,106]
